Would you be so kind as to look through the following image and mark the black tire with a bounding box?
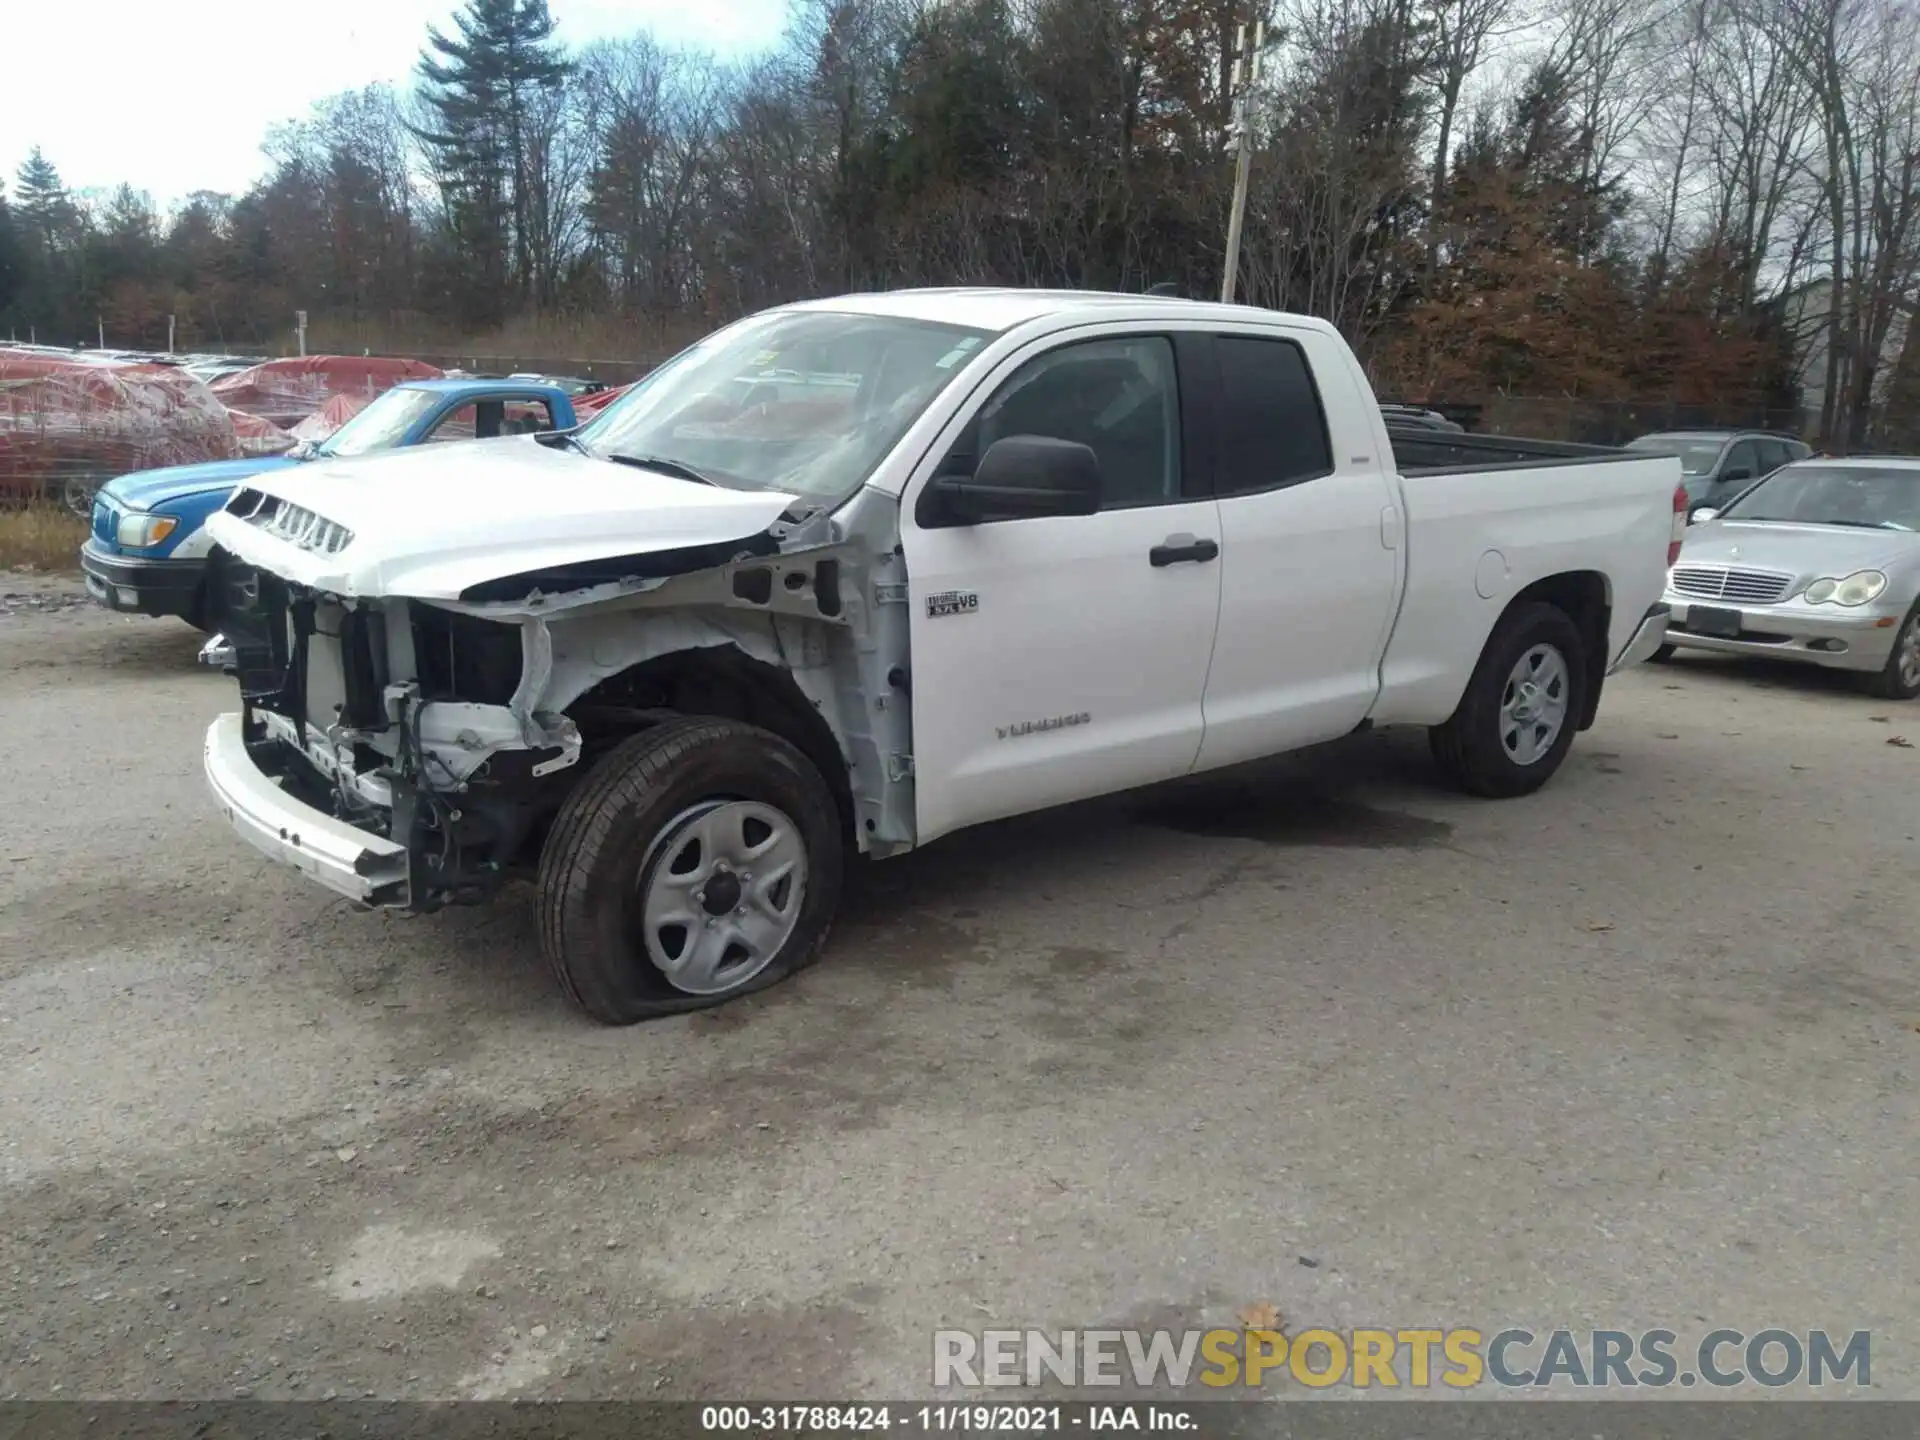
[1861,600,1920,701]
[1429,601,1588,799]
[535,717,844,1025]
[1648,643,1677,663]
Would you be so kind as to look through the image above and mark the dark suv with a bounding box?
[1625,429,1812,516]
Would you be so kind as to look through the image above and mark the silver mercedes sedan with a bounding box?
[1660,456,1920,699]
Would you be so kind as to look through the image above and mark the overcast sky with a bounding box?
[2,0,787,211]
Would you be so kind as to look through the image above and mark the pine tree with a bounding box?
[414,0,572,314]
[0,177,20,323]
[15,146,73,255]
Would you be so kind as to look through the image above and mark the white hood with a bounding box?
[202,436,798,601]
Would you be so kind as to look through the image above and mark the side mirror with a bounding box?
[930,435,1102,524]
[1690,507,1719,524]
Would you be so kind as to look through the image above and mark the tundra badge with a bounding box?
[997,713,1091,740]
[927,589,979,618]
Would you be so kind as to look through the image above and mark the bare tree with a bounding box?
[1420,0,1523,269]
[1544,0,1663,258]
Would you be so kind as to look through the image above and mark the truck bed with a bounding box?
[1368,438,1681,728]
[1386,425,1626,474]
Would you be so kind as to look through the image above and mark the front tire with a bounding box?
[1862,601,1920,701]
[536,718,845,1025]
[1429,601,1588,798]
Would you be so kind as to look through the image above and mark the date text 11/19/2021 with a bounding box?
[700,1405,1197,1432]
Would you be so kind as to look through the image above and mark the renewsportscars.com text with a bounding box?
[933,1327,1872,1390]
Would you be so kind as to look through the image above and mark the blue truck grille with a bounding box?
[90,497,117,547]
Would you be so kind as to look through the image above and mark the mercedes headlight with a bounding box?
[116,512,179,548]
[1803,570,1887,607]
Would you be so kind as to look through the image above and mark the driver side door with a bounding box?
[899,331,1223,844]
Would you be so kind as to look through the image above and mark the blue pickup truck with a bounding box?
[80,378,580,626]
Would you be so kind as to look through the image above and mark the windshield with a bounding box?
[1718,464,1920,531]
[577,310,992,500]
[1626,436,1724,475]
[321,387,444,458]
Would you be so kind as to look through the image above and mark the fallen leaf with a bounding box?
[1656,732,1680,740]
[1662,684,1683,691]
[1870,715,1891,723]
[1790,764,1809,771]
[334,1147,357,1163]
[1586,921,1614,932]
[1239,1302,1284,1332]
[1888,737,1913,749]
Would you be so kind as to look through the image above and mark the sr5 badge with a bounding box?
[927,589,979,618]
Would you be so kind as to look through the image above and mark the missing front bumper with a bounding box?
[203,712,409,906]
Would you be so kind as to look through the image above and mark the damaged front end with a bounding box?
[196,455,920,918]
[199,544,582,911]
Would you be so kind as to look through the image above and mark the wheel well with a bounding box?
[1508,571,1610,730]
[561,645,856,838]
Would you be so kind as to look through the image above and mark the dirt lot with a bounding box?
[1,578,1916,1401]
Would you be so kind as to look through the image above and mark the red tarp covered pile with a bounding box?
[288,391,370,445]
[211,355,442,429]
[573,383,628,417]
[0,349,242,508]
[227,407,297,457]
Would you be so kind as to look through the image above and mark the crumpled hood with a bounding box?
[1679,519,1918,582]
[202,435,799,601]
[103,455,303,510]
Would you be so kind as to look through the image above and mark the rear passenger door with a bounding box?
[1191,329,1403,773]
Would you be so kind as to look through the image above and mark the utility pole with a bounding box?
[296,310,308,358]
[1220,20,1270,305]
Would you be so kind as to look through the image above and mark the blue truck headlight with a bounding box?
[116,512,179,548]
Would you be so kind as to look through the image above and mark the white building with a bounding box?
[1779,277,1914,434]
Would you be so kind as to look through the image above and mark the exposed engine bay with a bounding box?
[200,480,918,913]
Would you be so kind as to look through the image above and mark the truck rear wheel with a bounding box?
[536,718,844,1024]
[1429,601,1587,798]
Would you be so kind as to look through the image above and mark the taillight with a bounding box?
[1668,483,1687,567]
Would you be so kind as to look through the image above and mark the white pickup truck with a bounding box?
[197,289,1680,1023]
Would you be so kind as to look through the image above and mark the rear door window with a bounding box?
[1211,335,1334,497]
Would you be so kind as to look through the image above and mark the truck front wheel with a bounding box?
[535,718,845,1024]
[1429,601,1587,798]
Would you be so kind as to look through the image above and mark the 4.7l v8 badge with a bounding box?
[926,589,979,618]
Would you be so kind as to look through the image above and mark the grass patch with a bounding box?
[0,506,87,572]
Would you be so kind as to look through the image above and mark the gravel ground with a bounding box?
[1,578,1915,1402]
